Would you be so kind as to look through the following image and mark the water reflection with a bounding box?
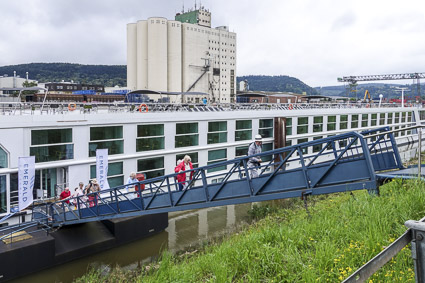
[11,203,253,283]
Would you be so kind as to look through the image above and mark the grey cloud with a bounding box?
[331,11,357,31]
[1,0,425,87]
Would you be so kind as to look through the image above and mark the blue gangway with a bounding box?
[31,127,405,227]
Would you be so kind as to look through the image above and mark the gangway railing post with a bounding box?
[405,220,425,283]
[419,128,422,179]
[297,147,311,189]
[166,177,174,207]
[201,169,209,202]
[242,159,253,194]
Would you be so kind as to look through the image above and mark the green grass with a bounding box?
[76,179,425,282]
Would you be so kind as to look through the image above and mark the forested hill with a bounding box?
[237,75,318,95]
[316,83,423,100]
[0,64,317,94]
[0,63,127,87]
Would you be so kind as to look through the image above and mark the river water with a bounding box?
[11,203,254,283]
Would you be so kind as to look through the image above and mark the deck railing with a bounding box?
[0,101,414,115]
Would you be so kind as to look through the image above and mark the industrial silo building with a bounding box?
[127,6,237,103]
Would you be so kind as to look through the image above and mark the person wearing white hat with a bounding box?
[247,134,263,178]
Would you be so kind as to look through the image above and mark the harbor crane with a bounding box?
[338,72,425,102]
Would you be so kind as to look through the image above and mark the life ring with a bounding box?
[366,103,370,108]
[68,103,77,111]
[138,103,148,113]
[288,104,293,110]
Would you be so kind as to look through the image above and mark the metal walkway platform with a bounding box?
[27,126,406,228]
[376,164,425,181]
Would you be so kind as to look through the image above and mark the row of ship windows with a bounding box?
[26,119,274,164]
[286,112,413,136]
[286,124,413,155]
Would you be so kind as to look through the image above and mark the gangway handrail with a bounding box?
[361,124,425,139]
[43,129,401,227]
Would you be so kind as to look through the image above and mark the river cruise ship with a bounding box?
[0,102,423,223]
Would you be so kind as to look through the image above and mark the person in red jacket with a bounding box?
[60,187,71,204]
[174,155,194,191]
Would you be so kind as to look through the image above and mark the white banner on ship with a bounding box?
[96,149,109,191]
[18,156,35,211]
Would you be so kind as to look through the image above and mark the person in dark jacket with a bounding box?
[247,135,262,178]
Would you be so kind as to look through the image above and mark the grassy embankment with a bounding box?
[76,179,425,282]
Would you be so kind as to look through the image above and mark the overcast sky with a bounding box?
[1,0,424,87]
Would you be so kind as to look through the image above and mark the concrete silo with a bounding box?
[167,21,182,92]
[126,23,137,90]
[136,20,148,90]
[147,17,168,91]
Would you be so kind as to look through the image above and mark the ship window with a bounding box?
[90,162,124,188]
[0,175,5,213]
[379,113,385,125]
[387,113,393,124]
[208,121,227,144]
[286,118,292,136]
[208,149,227,173]
[313,136,324,153]
[235,120,252,141]
[297,138,308,155]
[32,128,72,145]
[327,116,336,131]
[0,145,8,168]
[361,114,369,127]
[401,112,406,123]
[235,145,249,158]
[351,115,359,129]
[137,124,165,152]
[371,114,377,126]
[286,140,292,147]
[340,115,348,130]
[259,119,273,138]
[313,117,323,132]
[175,123,199,148]
[90,126,122,141]
[137,157,164,179]
[262,142,273,162]
[176,152,199,168]
[393,126,399,137]
[89,126,123,157]
[297,117,308,134]
[30,129,74,163]
[420,111,425,120]
[408,112,412,122]
[400,125,406,136]
[395,112,400,123]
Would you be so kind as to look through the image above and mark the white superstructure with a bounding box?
[0,102,423,223]
[127,7,237,103]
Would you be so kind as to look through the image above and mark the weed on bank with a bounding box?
[76,179,425,282]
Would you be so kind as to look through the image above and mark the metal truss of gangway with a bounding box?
[22,126,409,229]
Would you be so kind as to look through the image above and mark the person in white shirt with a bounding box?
[126,172,138,198]
[72,182,87,208]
